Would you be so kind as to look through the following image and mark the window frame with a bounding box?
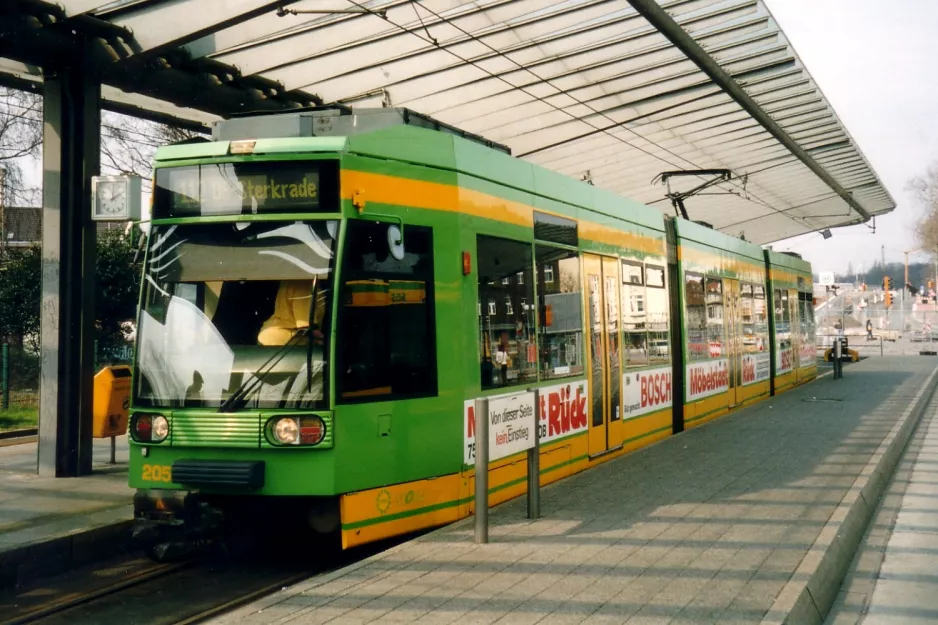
[774,288,792,351]
[704,277,725,356]
[622,258,672,369]
[622,259,648,368]
[683,271,709,362]
[335,220,438,404]
[477,235,537,391]
[534,243,585,382]
[644,260,671,366]
[645,263,666,289]
[622,259,644,286]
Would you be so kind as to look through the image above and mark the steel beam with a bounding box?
[0,2,317,114]
[58,0,116,16]
[105,0,303,57]
[625,0,873,224]
[37,51,99,477]
[0,73,211,132]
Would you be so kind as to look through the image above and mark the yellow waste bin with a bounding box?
[93,365,132,439]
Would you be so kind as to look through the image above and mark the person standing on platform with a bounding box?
[495,344,508,386]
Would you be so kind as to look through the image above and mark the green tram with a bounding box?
[130,108,816,555]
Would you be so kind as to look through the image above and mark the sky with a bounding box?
[765,0,938,275]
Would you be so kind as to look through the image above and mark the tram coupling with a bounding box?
[133,490,224,561]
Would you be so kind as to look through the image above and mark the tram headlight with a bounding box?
[266,415,326,446]
[131,413,168,444]
[151,415,169,443]
[272,417,299,445]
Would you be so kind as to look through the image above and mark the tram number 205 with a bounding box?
[142,463,172,483]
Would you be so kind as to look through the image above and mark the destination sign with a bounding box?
[154,161,337,217]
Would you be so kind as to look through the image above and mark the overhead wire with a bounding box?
[201,0,410,59]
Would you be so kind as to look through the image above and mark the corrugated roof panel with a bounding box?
[1,0,894,244]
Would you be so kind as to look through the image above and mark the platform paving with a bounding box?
[0,436,133,589]
[209,357,938,625]
[826,374,938,625]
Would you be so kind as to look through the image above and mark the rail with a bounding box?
[0,557,319,625]
[0,561,190,625]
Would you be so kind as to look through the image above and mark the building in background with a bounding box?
[1,206,41,247]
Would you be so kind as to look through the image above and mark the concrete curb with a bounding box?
[0,514,134,591]
[0,428,38,441]
[760,363,938,625]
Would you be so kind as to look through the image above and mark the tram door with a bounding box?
[724,279,743,406]
[789,289,803,382]
[584,254,623,457]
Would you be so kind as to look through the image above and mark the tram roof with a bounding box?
[1,0,894,244]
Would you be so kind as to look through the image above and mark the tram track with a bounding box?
[1,555,319,625]
[0,561,191,625]
[0,535,406,625]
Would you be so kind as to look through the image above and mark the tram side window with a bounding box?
[337,221,437,401]
[798,294,806,345]
[753,284,769,352]
[706,278,725,357]
[800,292,815,346]
[535,245,583,380]
[775,289,791,350]
[645,263,670,365]
[684,273,707,361]
[622,260,647,367]
[478,236,535,390]
[806,295,816,344]
[740,283,756,352]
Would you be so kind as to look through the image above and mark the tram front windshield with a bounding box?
[135,221,337,410]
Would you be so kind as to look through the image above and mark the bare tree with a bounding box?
[0,87,42,207]
[0,86,202,205]
[909,163,938,254]
[101,112,201,189]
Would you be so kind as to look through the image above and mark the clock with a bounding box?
[91,175,142,221]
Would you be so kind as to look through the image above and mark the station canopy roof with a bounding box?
[1,0,895,244]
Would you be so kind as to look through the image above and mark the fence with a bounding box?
[0,342,133,429]
[816,290,938,356]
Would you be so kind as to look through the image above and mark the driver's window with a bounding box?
[337,221,437,401]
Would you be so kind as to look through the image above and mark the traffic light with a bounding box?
[930,280,935,290]
[885,291,893,308]
[883,276,891,291]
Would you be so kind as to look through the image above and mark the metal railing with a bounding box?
[816,334,883,357]
[815,291,938,355]
[1,342,133,427]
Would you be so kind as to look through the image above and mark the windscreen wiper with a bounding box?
[218,328,309,413]
[306,277,321,392]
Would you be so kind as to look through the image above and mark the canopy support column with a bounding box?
[37,54,100,477]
